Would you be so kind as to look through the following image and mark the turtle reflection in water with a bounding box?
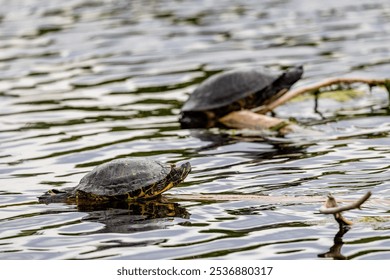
[39,158,191,205]
[180,66,303,128]
[81,200,190,233]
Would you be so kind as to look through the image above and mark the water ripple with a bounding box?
[0,0,389,259]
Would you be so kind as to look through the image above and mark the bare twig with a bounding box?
[319,191,372,226]
[254,78,390,114]
[319,191,372,214]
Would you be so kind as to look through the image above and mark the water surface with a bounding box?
[1,0,390,260]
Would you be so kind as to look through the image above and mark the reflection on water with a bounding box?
[1,0,390,259]
[318,226,350,260]
[78,200,190,234]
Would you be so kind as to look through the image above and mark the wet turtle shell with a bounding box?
[76,158,171,197]
[39,158,191,204]
[180,66,303,128]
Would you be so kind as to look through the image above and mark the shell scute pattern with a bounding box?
[75,159,171,197]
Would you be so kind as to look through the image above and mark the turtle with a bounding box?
[38,158,191,205]
[179,65,303,128]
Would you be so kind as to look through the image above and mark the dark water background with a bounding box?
[1,0,390,259]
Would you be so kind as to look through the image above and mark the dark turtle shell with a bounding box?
[74,158,172,197]
[180,66,303,128]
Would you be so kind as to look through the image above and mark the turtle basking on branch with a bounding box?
[180,66,303,128]
[39,158,191,205]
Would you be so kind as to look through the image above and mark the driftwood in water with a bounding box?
[167,193,324,203]
[167,192,376,206]
[218,110,298,135]
[319,191,372,226]
[168,192,374,227]
[253,77,390,114]
[217,78,389,134]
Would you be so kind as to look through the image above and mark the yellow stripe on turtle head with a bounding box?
[162,182,174,193]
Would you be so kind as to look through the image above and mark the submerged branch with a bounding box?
[254,78,390,114]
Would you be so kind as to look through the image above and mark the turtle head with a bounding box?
[138,162,192,199]
[279,65,304,86]
[180,111,213,128]
[172,161,192,184]
[159,161,191,193]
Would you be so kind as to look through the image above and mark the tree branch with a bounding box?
[319,191,372,214]
[254,78,390,114]
[319,191,372,226]
[218,110,297,135]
